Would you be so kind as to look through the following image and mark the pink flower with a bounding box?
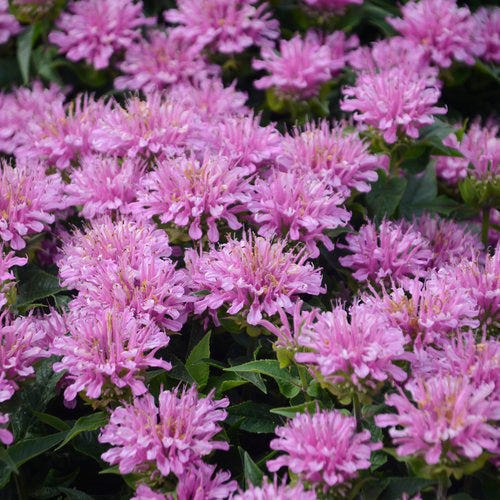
[132,152,252,243]
[375,375,500,465]
[65,155,145,219]
[387,0,483,68]
[0,412,13,446]
[0,0,21,44]
[341,66,446,144]
[99,386,229,477]
[0,160,64,250]
[253,32,333,99]
[91,93,195,160]
[278,120,381,196]
[132,485,166,500]
[338,219,433,287]
[267,409,381,488]
[232,475,316,500]
[248,169,351,258]
[115,29,219,92]
[301,0,362,10]
[49,0,154,69]
[164,0,279,54]
[52,308,171,403]
[0,247,27,309]
[474,7,500,64]
[296,302,409,393]
[186,231,325,325]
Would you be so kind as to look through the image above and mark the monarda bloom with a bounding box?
[0,248,27,309]
[267,409,381,490]
[91,93,195,160]
[278,120,381,196]
[65,154,145,219]
[375,375,500,466]
[387,0,483,68]
[341,66,446,144]
[52,309,171,403]
[248,169,351,258]
[232,476,316,500]
[115,29,219,93]
[0,160,64,250]
[253,31,333,99]
[49,0,154,69]
[0,0,21,44]
[185,231,325,325]
[0,412,12,446]
[474,7,500,64]
[99,386,229,477]
[296,302,409,396]
[132,152,252,243]
[338,219,433,287]
[164,0,279,54]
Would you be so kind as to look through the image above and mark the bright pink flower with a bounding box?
[91,93,195,160]
[132,485,166,500]
[186,231,325,325]
[296,302,409,392]
[99,386,229,477]
[0,160,64,250]
[267,409,381,488]
[375,375,500,465]
[387,0,483,68]
[0,0,21,44]
[164,0,279,54]
[278,120,381,196]
[323,30,359,76]
[232,475,316,500]
[0,247,27,309]
[132,152,252,243]
[338,219,433,287]
[115,29,219,93]
[435,120,500,184]
[248,169,351,258]
[341,66,446,144]
[0,412,13,446]
[52,308,171,403]
[301,0,362,10]
[65,154,145,219]
[253,32,333,99]
[49,0,154,69]
[474,7,500,64]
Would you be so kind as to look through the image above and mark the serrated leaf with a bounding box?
[242,449,263,487]
[225,360,298,386]
[270,400,321,418]
[399,163,437,219]
[366,171,407,223]
[55,412,108,451]
[226,402,280,434]
[186,331,211,389]
[31,410,70,432]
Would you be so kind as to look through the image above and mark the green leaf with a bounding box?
[399,163,437,219]
[31,410,70,432]
[72,430,107,465]
[185,331,211,389]
[270,400,321,418]
[411,195,461,216]
[226,402,280,434]
[448,495,474,500]
[382,477,436,500]
[58,487,95,500]
[225,360,298,385]
[241,449,264,487]
[366,171,407,222]
[55,412,108,451]
[17,23,41,84]
[0,432,68,488]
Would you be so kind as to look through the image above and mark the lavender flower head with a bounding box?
[0,247,27,309]
[0,0,21,44]
[474,7,500,64]
[99,386,229,478]
[267,409,381,490]
[49,0,154,69]
[186,231,325,325]
[232,475,316,500]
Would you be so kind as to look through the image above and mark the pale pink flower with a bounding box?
[52,309,171,403]
[474,7,500,64]
[301,0,362,10]
[0,412,13,446]
[375,375,500,465]
[132,152,252,242]
[387,0,483,68]
[186,231,325,325]
[49,0,154,69]
[91,93,195,160]
[99,386,229,477]
[296,302,409,392]
[0,0,21,44]
[341,66,446,144]
[0,247,27,309]
[232,476,316,500]
[132,485,166,500]
[278,120,381,196]
[248,169,351,258]
[0,160,64,250]
[164,0,279,54]
[323,31,359,76]
[267,409,381,488]
[115,29,219,92]
[338,219,433,287]
[65,154,145,219]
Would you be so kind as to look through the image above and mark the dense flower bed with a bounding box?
[0,0,498,499]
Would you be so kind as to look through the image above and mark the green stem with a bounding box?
[14,472,26,500]
[298,366,311,402]
[436,476,447,500]
[481,207,491,247]
[352,392,361,432]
